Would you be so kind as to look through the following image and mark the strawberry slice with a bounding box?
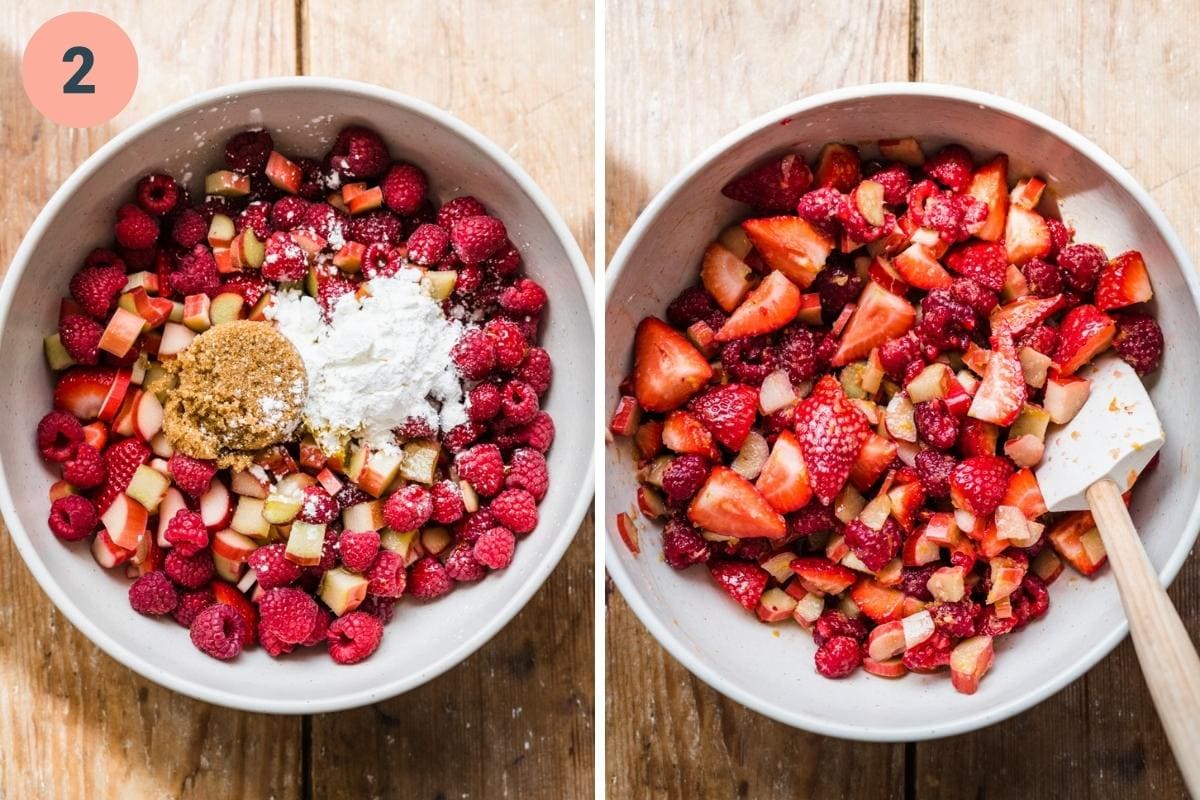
[966,154,1009,242]
[830,281,916,366]
[700,243,754,312]
[708,560,770,611]
[741,217,833,288]
[632,317,713,412]
[755,430,812,513]
[892,242,953,290]
[945,241,1008,291]
[849,433,899,491]
[53,367,118,421]
[887,481,925,531]
[794,375,871,505]
[789,556,856,594]
[967,331,1026,426]
[1096,250,1153,311]
[688,466,786,539]
[988,294,1062,338]
[1002,467,1048,519]
[661,410,719,460]
[211,580,258,646]
[1004,206,1051,265]
[1047,511,1105,576]
[721,153,813,211]
[689,383,759,451]
[814,143,861,192]
[849,579,905,623]
[1053,304,1116,375]
[90,438,150,514]
[714,270,801,341]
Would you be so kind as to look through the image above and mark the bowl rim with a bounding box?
[604,80,1200,741]
[0,76,595,715]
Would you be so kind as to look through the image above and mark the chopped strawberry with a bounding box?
[661,410,719,460]
[632,317,713,412]
[887,481,925,531]
[893,243,953,290]
[700,243,754,312]
[755,430,812,513]
[1095,250,1153,311]
[709,560,770,611]
[1004,206,1051,265]
[966,154,1009,242]
[1002,468,1048,519]
[721,153,813,211]
[989,294,1062,338]
[790,556,856,594]
[714,270,801,341]
[1053,304,1116,375]
[830,282,916,366]
[949,455,1014,516]
[849,579,905,623]
[794,376,870,504]
[814,143,861,192]
[968,332,1026,426]
[849,433,898,492]
[210,580,258,646]
[53,367,118,421]
[1048,511,1105,576]
[741,217,834,288]
[945,242,1007,292]
[689,383,759,451]
[688,466,786,539]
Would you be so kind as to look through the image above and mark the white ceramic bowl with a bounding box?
[605,82,1200,741]
[0,77,594,713]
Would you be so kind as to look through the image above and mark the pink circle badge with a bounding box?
[22,12,138,128]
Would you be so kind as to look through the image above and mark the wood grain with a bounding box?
[0,2,303,799]
[303,2,596,798]
[604,2,911,798]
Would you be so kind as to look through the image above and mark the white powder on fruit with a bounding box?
[266,268,467,455]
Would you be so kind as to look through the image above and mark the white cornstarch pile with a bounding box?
[267,269,468,455]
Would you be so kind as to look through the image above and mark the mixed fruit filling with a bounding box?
[36,124,554,664]
[611,139,1163,693]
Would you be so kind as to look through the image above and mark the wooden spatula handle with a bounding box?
[1086,478,1200,795]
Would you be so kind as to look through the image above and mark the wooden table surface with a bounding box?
[605,1,1200,798]
[0,2,594,798]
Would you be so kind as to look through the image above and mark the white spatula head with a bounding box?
[1037,354,1164,512]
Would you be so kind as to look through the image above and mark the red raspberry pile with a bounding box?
[611,139,1162,694]
[36,124,554,664]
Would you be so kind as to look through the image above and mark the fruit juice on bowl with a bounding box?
[604,83,1200,739]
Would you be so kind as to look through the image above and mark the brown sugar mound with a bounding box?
[163,320,307,469]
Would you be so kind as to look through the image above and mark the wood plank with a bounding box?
[303,2,595,797]
[604,2,911,797]
[918,1,1200,796]
[0,2,303,798]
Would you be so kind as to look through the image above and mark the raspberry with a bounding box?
[500,380,539,425]
[1046,217,1072,257]
[812,610,867,646]
[795,187,845,237]
[302,608,333,647]
[467,383,502,421]
[498,278,548,315]
[93,439,150,513]
[837,198,891,244]
[172,589,214,627]
[329,125,389,180]
[190,603,246,660]
[170,208,208,248]
[165,549,215,589]
[504,448,548,502]
[304,203,348,240]
[451,328,497,380]
[383,484,433,531]
[366,550,407,597]
[436,196,488,229]
[119,245,157,271]
[443,421,484,454]
[457,508,497,544]
[514,411,555,452]
[666,286,717,328]
[485,241,522,277]
[1012,574,1051,627]
[406,223,450,265]
[898,565,939,600]
[1113,312,1164,375]
[902,630,953,672]
[48,495,96,541]
[61,442,105,489]
[224,129,273,172]
[69,265,127,319]
[788,501,838,538]
[877,334,922,381]
[361,242,403,279]
[299,485,340,524]
[869,162,912,205]
[915,448,956,498]
[115,203,159,250]
[929,599,981,638]
[923,145,974,192]
[381,163,428,215]
[720,336,778,384]
[167,453,217,497]
[308,528,340,576]
[484,318,527,370]
[661,454,709,504]
[928,194,987,244]
[1056,243,1107,293]
[58,315,103,365]
[358,594,398,623]
[914,399,959,449]
[977,607,1018,637]
[661,517,710,569]
[814,635,862,678]
[339,530,380,572]
[813,261,863,320]
[170,244,220,297]
[247,542,303,588]
[165,510,212,561]
[449,215,505,264]
[129,570,178,615]
[258,587,318,644]
[267,196,309,231]
[950,455,1014,516]
[443,541,486,582]
[916,289,975,354]
[456,443,505,497]
[220,276,270,306]
[430,479,466,524]
[134,173,179,216]
[473,527,516,569]
[327,611,384,664]
[259,624,296,658]
[406,556,450,599]
[348,210,402,245]
[489,488,538,534]
[948,278,997,317]
[1022,258,1062,297]
[294,157,326,200]
[317,274,357,320]
[262,231,309,282]
[843,518,901,571]
[83,247,125,271]
[396,416,436,440]
[514,347,552,395]
[37,410,83,462]
[1018,325,1058,356]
